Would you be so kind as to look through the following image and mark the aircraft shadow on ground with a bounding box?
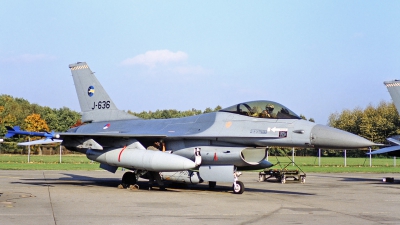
[12,173,121,188]
[312,174,400,184]
[11,173,315,195]
[339,177,400,185]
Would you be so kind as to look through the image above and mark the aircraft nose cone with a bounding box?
[310,124,374,149]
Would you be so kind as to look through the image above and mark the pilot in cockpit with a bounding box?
[261,104,275,118]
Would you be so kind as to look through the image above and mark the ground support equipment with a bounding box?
[259,156,306,184]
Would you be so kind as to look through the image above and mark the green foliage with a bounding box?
[328,101,400,145]
[128,105,223,119]
[0,142,20,154]
[299,114,315,123]
[1,155,399,172]
[0,95,81,153]
[270,156,400,169]
[0,154,99,170]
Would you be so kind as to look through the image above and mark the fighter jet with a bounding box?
[7,62,375,194]
[370,80,400,156]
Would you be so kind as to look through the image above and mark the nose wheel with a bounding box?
[232,181,244,194]
[232,171,244,194]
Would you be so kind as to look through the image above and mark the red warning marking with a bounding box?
[213,152,218,161]
[118,146,127,162]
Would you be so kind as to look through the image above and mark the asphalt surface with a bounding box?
[1,170,400,225]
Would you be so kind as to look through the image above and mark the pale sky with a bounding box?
[1,1,399,124]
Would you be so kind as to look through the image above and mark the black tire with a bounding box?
[209,181,216,189]
[232,181,245,194]
[121,172,137,188]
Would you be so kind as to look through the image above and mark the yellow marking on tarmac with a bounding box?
[0,201,13,205]
[1,201,15,208]
[19,194,35,198]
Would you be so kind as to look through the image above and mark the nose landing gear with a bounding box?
[232,171,244,194]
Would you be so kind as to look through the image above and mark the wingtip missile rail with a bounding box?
[5,126,60,139]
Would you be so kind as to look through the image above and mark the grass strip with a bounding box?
[0,155,399,173]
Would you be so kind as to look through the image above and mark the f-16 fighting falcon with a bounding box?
[7,62,375,194]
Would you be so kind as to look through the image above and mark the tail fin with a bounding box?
[5,126,19,138]
[69,62,138,122]
[384,80,400,114]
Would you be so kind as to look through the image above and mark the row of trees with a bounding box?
[0,95,82,154]
[128,106,222,119]
[328,101,400,145]
[282,101,400,158]
[0,95,81,135]
[1,94,399,157]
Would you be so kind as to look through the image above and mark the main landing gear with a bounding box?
[120,170,165,190]
[121,171,137,188]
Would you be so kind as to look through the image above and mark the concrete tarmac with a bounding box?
[1,170,400,225]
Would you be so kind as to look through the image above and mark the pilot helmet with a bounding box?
[266,104,274,112]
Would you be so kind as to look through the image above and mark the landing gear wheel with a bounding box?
[232,181,244,194]
[281,175,286,184]
[121,172,137,188]
[209,181,216,189]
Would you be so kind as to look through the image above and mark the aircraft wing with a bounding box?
[368,135,400,155]
[17,139,63,146]
[58,132,281,140]
[369,145,400,155]
[387,137,400,146]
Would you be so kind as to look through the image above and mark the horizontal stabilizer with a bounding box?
[368,146,400,155]
[387,136,400,146]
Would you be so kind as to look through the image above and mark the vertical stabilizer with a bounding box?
[69,62,138,122]
[383,80,400,114]
[385,80,400,114]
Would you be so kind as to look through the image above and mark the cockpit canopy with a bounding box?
[219,100,301,119]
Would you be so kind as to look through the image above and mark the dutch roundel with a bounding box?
[88,86,95,97]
